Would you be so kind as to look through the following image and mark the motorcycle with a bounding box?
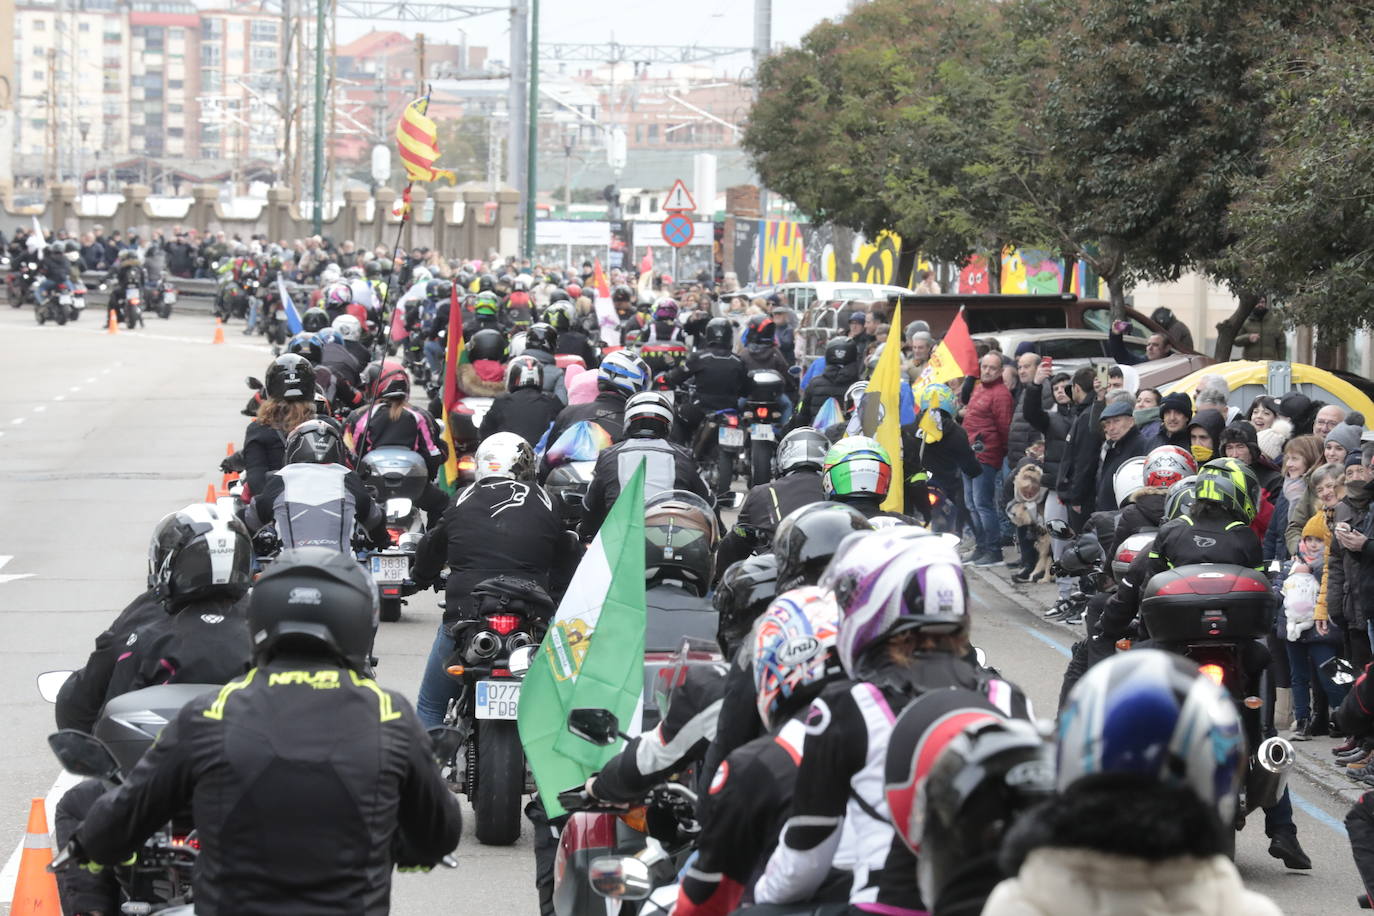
[122,284,144,329]
[742,368,787,488]
[35,282,70,326]
[440,578,548,846]
[1138,563,1296,850]
[67,280,87,322]
[146,271,177,319]
[358,446,429,623]
[6,255,37,308]
[698,408,745,496]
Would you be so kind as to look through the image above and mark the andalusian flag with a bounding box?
[438,282,468,493]
[916,307,978,388]
[861,301,906,513]
[519,461,647,817]
[396,97,457,185]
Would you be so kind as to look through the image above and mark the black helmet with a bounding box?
[63,239,79,253]
[364,260,381,278]
[286,332,323,366]
[747,314,776,344]
[547,288,571,305]
[265,353,316,401]
[825,336,858,367]
[611,284,633,304]
[247,546,378,671]
[478,273,496,292]
[773,501,873,592]
[644,491,718,597]
[427,279,453,300]
[704,317,734,349]
[525,322,558,353]
[543,302,574,333]
[301,306,331,333]
[504,355,544,392]
[884,694,1052,911]
[147,503,252,611]
[1165,475,1198,521]
[469,328,509,362]
[284,418,346,464]
[776,427,829,475]
[713,553,779,657]
[623,391,674,439]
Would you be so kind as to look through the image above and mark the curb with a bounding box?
[968,563,1366,807]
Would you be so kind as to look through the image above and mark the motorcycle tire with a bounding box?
[750,440,774,489]
[54,305,67,326]
[158,303,172,319]
[380,596,402,623]
[716,443,734,497]
[35,305,44,325]
[474,720,524,846]
[124,303,138,329]
[68,306,80,322]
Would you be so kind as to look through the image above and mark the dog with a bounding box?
[1006,463,1053,583]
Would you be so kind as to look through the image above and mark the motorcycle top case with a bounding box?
[1139,563,1273,642]
[746,369,787,403]
[94,683,222,776]
[359,447,429,501]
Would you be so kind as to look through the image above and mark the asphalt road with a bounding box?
[0,306,1359,915]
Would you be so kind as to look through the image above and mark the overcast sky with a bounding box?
[339,0,857,73]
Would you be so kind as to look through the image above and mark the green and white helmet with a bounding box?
[822,436,893,501]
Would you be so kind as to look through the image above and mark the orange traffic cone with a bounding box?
[106,311,118,334]
[205,484,218,503]
[212,318,225,345]
[11,798,60,915]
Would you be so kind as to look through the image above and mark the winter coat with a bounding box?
[1263,487,1291,563]
[1022,383,1071,485]
[1284,466,1322,556]
[1231,306,1286,360]
[1057,393,1102,508]
[982,847,1282,916]
[1006,381,1039,467]
[1324,482,1374,631]
[963,378,1014,468]
[1094,427,1149,514]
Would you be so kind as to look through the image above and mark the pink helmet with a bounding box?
[325,282,353,308]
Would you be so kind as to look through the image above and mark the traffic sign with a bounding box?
[661,213,694,248]
[663,179,696,213]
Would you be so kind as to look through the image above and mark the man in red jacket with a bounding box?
[963,351,1014,565]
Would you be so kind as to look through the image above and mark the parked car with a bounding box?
[973,328,1211,390]
[790,283,918,360]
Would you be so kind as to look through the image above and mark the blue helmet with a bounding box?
[1057,649,1245,826]
[917,383,956,417]
[597,350,651,396]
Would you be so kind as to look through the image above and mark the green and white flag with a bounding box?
[518,460,647,817]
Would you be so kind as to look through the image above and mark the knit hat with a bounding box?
[1278,392,1313,424]
[1159,391,1193,422]
[1346,451,1365,468]
[1257,417,1293,463]
[1325,422,1362,455]
[1219,421,1260,464]
[1302,511,1328,542]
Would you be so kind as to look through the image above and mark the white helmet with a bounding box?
[320,263,342,285]
[331,314,362,342]
[1111,456,1148,508]
[411,266,433,286]
[473,432,536,482]
[508,331,527,358]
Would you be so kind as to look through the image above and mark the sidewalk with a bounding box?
[968,561,1367,809]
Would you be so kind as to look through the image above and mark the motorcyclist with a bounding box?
[792,336,862,428]
[902,383,982,528]
[520,322,569,403]
[740,313,797,379]
[754,527,1028,913]
[987,651,1281,916]
[579,391,711,539]
[462,291,507,341]
[542,350,650,463]
[242,418,388,552]
[410,433,578,727]
[103,249,145,326]
[241,354,318,496]
[325,314,371,386]
[677,587,846,916]
[459,328,513,398]
[1094,457,1312,870]
[478,355,563,447]
[543,300,597,367]
[347,366,450,528]
[714,426,828,573]
[664,317,748,449]
[35,236,72,304]
[285,331,359,416]
[821,435,916,523]
[640,297,690,376]
[65,548,465,913]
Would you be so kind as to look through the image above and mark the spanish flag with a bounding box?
[396,97,457,186]
[916,307,978,388]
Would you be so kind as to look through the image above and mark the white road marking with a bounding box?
[0,770,81,905]
[85,377,96,383]
[32,405,44,413]
[53,395,64,402]
[0,557,34,585]
[69,386,80,393]
[10,418,23,425]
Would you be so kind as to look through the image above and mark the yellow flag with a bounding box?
[860,301,905,513]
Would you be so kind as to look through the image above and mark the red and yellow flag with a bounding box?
[396,97,457,186]
[439,282,471,493]
[592,257,610,298]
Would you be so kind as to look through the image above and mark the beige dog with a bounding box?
[1006,464,1053,583]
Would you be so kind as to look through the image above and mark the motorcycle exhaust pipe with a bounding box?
[465,630,502,663]
[1247,736,1295,811]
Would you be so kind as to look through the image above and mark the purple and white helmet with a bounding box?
[822,527,967,676]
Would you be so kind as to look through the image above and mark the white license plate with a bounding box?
[370,554,409,582]
[58,294,72,305]
[718,427,745,448]
[474,680,521,719]
[72,298,85,309]
[275,309,286,320]
[751,423,775,442]
[164,292,177,304]
[126,290,139,303]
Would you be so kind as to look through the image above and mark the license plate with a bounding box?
[474,680,521,719]
[58,294,72,305]
[72,298,84,308]
[718,427,745,448]
[275,310,286,320]
[164,292,177,304]
[126,290,139,303]
[369,554,409,583]
[751,423,775,442]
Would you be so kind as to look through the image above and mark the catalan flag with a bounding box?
[439,281,470,493]
[396,97,457,186]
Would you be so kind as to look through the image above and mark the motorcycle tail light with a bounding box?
[727,415,739,427]
[618,806,648,834]
[491,668,511,677]
[458,454,476,472]
[1199,663,1225,686]
[487,613,521,635]
[757,407,769,419]
[387,525,406,544]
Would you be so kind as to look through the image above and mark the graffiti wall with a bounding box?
[731,220,915,287]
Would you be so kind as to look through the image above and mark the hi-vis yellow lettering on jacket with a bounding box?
[203,669,257,720]
[268,670,342,689]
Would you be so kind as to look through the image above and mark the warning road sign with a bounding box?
[663,179,696,213]
[661,213,695,248]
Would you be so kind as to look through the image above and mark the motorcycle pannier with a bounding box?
[1140,563,1273,642]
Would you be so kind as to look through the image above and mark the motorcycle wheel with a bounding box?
[380,596,402,623]
[124,303,137,329]
[35,304,44,325]
[54,304,67,326]
[158,303,172,319]
[474,720,523,845]
[715,443,734,496]
[749,440,774,488]
[68,306,80,322]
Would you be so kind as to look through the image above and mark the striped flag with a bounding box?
[592,257,610,298]
[277,277,303,335]
[915,307,978,388]
[438,282,468,493]
[518,460,647,817]
[396,97,457,186]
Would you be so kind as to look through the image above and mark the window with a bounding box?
[32,71,43,81]
[168,79,182,89]
[250,20,277,42]
[103,30,121,43]
[168,127,183,137]
[228,48,242,61]
[201,17,222,39]
[201,44,221,66]
[201,68,221,91]
[251,45,276,68]
[33,19,45,30]
[32,46,42,56]
[79,22,89,32]
[168,103,182,112]
[634,124,641,143]
[647,124,658,141]
[169,27,183,41]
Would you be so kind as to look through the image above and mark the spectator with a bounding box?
[1186,410,1225,466]
[1221,421,1281,499]
[1195,386,1233,423]
[1134,387,1162,442]
[1286,427,1358,557]
[847,311,873,356]
[1279,391,1318,436]
[904,330,933,382]
[1024,367,1075,600]
[1094,399,1148,513]
[1056,366,1102,531]
[770,302,796,365]
[1315,404,1347,439]
[1149,391,1193,450]
[1249,395,1280,432]
[962,351,1015,566]
[78,232,104,271]
[1230,298,1286,360]
[1007,351,1042,468]
[913,269,941,294]
[1151,306,1195,351]
[1280,517,1347,741]
[1107,319,1173,365]
[1322,450,1374,672]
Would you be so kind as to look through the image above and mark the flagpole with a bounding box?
[374,87,430,370]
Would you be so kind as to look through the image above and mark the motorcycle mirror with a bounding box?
[1046,519,1074,540]
[716,491,745,510]
[973,647,989,669]
[788,365,802,378]
[245,376,263,390]
[36,670,73,703]
[589,855,653,901]
[47,730,120,781]
[426,724,468,761]
[567,707,622,746]
[508,645,536,678]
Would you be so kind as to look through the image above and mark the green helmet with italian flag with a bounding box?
[822,436,893,502]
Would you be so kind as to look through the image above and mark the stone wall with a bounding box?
[20,184,522,258]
